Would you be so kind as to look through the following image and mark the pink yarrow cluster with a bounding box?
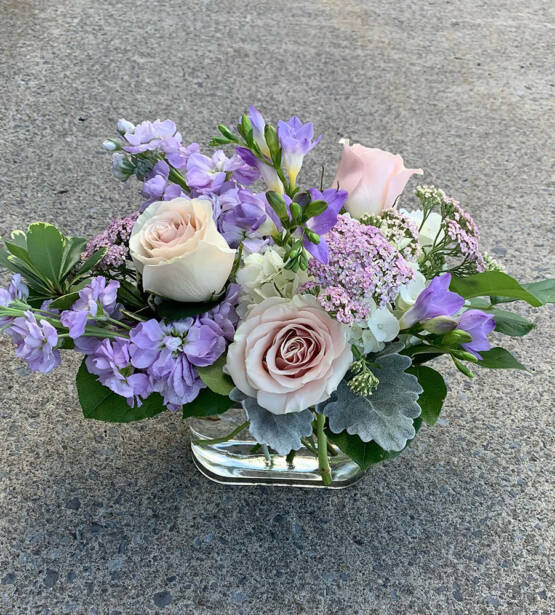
[444,196,485,271]
[303,215,415,325]
[83,211,140,270]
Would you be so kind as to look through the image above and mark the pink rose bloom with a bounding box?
[331,140,423,218]
[226,296,352,414]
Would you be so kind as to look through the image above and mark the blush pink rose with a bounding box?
[129,197,235,302]
[331,140,423,218]
[226,295,353,414]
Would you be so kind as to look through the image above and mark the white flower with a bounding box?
[347,304,400,354]
[235,247,308,317]
[397,264,427,312]
[405,209,444,247]
[129,198,235,302]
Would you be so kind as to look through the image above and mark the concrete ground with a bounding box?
[0,0,553,613]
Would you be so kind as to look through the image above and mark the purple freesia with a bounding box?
[235,146,284,193]
[215,188,268,248]
[400,273,465,329]
[303,188,347,263]
[85,338,151,407]
[6,311,61,373]
[247,105,269,156]
[61,277,121,339]
[458,309,496,359]
[277,116,322,186]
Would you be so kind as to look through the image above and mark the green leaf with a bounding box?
[155,296,221,321]
[26,223,66,284]
[196,355,234,396]
[401,343,445,357]
[407,365,447,426]
[60,237,87,280]
[522,279,555,304]
[4,240,33,268]
[475,347,527,370]
[48,291,80,310]
[117,280,147,311]
[72,247,107,280]
[0,249,52,293]
[492,309,536,337]
[76,359,166,422]
[450,271,542,307]
[182,387,234,418]
[8,230,27,249]
[326,418,422,471]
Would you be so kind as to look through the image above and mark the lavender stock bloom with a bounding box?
[277,116,322,187]
[400,273,464,329]
[214,189,268,248]
[458,309,496,359]
[0,274,29,327]
[61,277,121,339]
[6,311,61,373]
[142,160,186,209]
[85,338,151,407]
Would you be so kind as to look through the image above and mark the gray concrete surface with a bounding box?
[0,1,553,613]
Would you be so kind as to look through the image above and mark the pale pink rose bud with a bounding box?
[331,140,423,218]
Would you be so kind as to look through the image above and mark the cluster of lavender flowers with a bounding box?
[443,195,485,272]
[74,283,240,409]
[303,215,415,324]
[82,211,139,272]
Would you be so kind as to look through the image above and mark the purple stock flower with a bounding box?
[0,274,29,327]
[277,116,322,186]
[61,277,121,339]
[123,120,178,153]
[303,188,347,263]
[141,160,186,209]
[6,311,61,373]
[183,319,227,367]
[186,150,254,194]
[85,338,151,407]
[400,273,464,329]
[458,309,496,359]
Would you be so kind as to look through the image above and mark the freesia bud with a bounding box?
[111,153,135,181]
[422,315,458,334]
[442,329,473,345]
[102,139,121,152]
[117,118,135,134]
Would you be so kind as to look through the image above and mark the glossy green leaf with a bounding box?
[181,387,234,418]
[522,279,555,304]
[26,223,65,284]
[450,271,541,307]
[407,365,447,425]
[475,347,527,370]
[48,291,81,310]
[492,309,536,337]
[60,237,87,279]
[196,355,234,396]
[72,247,107,279]
[76,359,166,422]
[155,296,221,321]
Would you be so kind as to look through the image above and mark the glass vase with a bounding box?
[187,407,365,488]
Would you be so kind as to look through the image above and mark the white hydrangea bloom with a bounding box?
[347,304,400,354]
[404,209,444,248]
[396,263,427,312]
[235,247,308,317]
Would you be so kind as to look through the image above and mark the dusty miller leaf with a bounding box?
[323,354,422,452]
[230,389,314,455]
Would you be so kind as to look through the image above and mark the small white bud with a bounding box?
[102,139,119,152]
[117,118,135,134]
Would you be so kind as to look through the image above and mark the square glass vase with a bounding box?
[187,407,365,489]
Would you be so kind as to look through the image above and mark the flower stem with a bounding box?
[315,413,332,486]
[191,420,249,447]
[301,437,318,457]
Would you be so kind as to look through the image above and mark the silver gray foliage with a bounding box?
[230,389,314,455]
[322,354,422,452]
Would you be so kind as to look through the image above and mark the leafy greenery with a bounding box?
[181,387,234,418]
[76,360,166,422]
[1,223,105,305]
[475,347,527,370]
[196,355,234,396]
[407,365,447,426]
[450,271,542,307]
[491,278,555,306]
[492,309,536,337]
[154,296,221,321]
[326,418,422,472]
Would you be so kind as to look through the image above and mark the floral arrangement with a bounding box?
[1,107,552,485]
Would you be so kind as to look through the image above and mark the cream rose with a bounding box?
[226,295,353,415]
[331,140,422,218]
[129,197,235,302]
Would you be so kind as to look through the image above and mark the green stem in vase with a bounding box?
[315,411,332,486]
[301,437,318,457]
[191,420,249,447]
